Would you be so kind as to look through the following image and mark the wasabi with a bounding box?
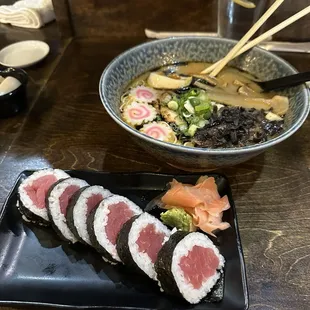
[160,208,196,232]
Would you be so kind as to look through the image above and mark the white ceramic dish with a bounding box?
[0,40,50,68]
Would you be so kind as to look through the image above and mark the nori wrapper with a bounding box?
[45,178,78,243]
[86,204,119,264]
[66,186,90,244]
[155,231,224,303]
[17,197,50,226]
[116,214,147,274]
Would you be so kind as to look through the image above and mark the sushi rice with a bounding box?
[169,232,224,304]
[70,185,112,244]
[128,212,170,280]
[93,195,142,262]
[17,169,226,305]
[47,178,88,243]
[18,169,70,223]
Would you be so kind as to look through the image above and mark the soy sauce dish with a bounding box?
[99,37,310,171]
[0,67,28,118]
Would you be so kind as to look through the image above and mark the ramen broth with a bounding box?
[120,62,287,148]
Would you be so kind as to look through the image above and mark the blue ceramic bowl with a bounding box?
[99,37,310,171]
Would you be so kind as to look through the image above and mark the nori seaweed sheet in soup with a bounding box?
[120,62,287,148]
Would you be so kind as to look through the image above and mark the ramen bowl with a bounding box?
[99,37,309,171]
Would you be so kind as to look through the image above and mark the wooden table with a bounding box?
[1,22,310,310]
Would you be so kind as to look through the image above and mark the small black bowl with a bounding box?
[0,67,28,118]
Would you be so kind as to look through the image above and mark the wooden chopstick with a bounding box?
[144,29,218,39]
[144,29,273,41]
[233,0,256,9]
[236,5,310,57]
[201,4,310,75]
[205,0,284,77]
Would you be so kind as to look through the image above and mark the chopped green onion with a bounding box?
[198,120,207,128]
[189,89,199,97]
[179,124,188,132]
[189,97,201,106]
[175,116,186,126]
[203,110,212,119]
[198,91,209,102]
[191,116,200,124]
[195,102,211,113]
[168,100,178,110]
[172,94,179,102]
[183,112,192,118]
[188,124,198,137]
[184,101,195,114]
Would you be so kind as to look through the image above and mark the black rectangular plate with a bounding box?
[0,170,248,310]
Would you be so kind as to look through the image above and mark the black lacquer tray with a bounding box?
[0,170,248,310]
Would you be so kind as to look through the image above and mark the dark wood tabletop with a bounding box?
[1,1,310,309]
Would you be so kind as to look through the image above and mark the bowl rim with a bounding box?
[99,36,310,155]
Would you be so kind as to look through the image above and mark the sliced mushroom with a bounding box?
[194,79,230,93]
[218,69,262,93]
[147,72,192,90]
[238,85,270,99]
[233,80,245,87]
[161,62,212,75]
[218,82,239,94]
[269,95,289,115]
[193,81,215,92]
[192,74,218,86]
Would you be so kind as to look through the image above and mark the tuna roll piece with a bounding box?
[155,231,224,304]
[18,169,70,225]
[87,195,142,264]
[66,185,112,244]
[117,212,170,280]
[47,178,88,243]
